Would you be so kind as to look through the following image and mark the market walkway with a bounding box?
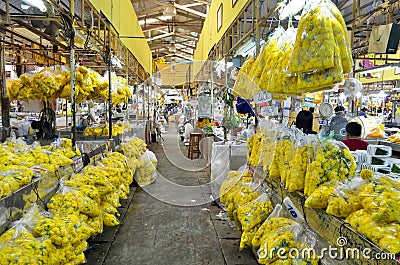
[102,125,258,265]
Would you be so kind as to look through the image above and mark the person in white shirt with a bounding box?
[184,121,194,143]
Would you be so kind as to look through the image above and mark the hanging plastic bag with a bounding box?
[232,56,255,98]
[297,44,344,93]
[32,68,61,101]
[289,0,337,74]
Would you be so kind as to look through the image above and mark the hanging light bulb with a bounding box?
[21,0,47,12]
[163,3,176,17]
[171,58,176,73]
[169,43,177,53]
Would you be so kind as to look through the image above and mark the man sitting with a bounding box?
[342,122,369,151]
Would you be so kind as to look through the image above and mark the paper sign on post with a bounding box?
[253,91,271,104]
[261,106,278,116]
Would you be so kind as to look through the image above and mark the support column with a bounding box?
[0,34,10,141]
[107,48,113,139]
[70,30,76,148]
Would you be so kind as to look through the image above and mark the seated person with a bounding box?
[295,110,317,135]
[342,122,369,151]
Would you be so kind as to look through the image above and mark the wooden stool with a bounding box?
[188,132,202,159]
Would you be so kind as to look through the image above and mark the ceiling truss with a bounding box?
[133,0,209,63]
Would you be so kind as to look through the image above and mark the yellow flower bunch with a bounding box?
[296,45,343,93]
[220,170,252,204]
[135,151,157,187]
[305,180,339,209]
[100,75,131,105]
[6,74,34,101]
[0,236,61,265]
[88,70,109,100]
[304,143,356,196]
[286,144,314,192]
[346,209,400,254]
[83,123,127,137]
[43,138,81,158]
[47,189,101,218]
[258,40,300,96]
[269,139,295,184]
[31,69,63,101]
[0,165,34,199]
[287,1,352,93]
[258,227,298,264]
[359,183,400,224]
[220,177,259,224]
[247,131,262,167]
[252,217,297,249]
[118,137,147,173]
[240,225,260,249]
[237,194,273,232]
[290,7,336,73]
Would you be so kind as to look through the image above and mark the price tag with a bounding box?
[283,197,304,223]
[253,92,271,104]
[260,106,278,116]
[73,157,84,173]
[32,166,48,173]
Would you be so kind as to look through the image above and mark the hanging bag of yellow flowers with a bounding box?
[263,27,301,96]
[232,56,255,99]
[289,0,338,74]
[290,0,352,93]
[257,28,285,93]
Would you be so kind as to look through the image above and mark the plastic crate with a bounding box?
[351,150,368,164]
[366,155,390,167]
[360,163,391,173]
[367,145,392,157]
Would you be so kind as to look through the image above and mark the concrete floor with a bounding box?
[102,125,258,265]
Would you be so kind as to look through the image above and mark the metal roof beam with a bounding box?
[147,32,174,41]
[193,0,211,6]
[143,25,168,32]
[174,3,207,18]
[137,7,164,19]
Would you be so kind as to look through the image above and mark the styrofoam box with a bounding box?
[367,145,392,157]
[366,155,390,167]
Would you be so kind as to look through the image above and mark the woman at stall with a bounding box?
[295,110,317,135]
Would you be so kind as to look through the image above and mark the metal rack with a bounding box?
[0,0,149,143]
